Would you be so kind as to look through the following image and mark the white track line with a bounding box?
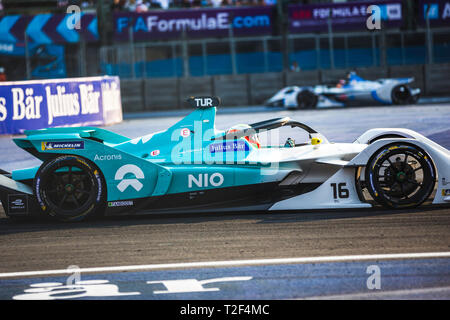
[0,251,449,279]
[302,286,450,300]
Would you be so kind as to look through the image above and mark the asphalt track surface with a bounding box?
[0,102,449,300]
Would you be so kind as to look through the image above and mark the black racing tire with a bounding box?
[296,90,318,109]
[33,155,106,222]
[365,144,436,209]
[391,85,412,105]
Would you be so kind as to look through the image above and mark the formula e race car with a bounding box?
[266,72,421,109]
[0,96,448,222]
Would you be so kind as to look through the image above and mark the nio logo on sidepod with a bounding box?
[115,164,145,192]
[188,173,224,189]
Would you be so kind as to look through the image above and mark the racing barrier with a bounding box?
[0,76,122,135]
[119,63,450,110]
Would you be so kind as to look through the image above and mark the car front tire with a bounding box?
[391,85,412,105]
[365,144,436,209]
[296,90,318,109]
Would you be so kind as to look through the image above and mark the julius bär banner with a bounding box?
[0,76,122,135]
[288,0,403,33]
[114,6,274,41]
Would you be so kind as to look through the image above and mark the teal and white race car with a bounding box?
[1,97,449,221]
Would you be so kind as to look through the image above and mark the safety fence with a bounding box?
[1,1,449,81]
[99,27,450,79]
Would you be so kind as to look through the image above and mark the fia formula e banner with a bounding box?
[114,6,274,41]
[0,76,122,135]
[288,0,403,33]
[419,0,450,27]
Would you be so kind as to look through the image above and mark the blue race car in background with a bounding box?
[266,72,421,109]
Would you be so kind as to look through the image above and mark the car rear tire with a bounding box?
[296,90,318,109]
[365,144,436,209]
[391,85,412,105]
[34,155,106,222]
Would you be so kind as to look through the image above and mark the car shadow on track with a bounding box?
[0,204,448,236]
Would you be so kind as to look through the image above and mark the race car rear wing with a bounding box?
[17,127,130,145]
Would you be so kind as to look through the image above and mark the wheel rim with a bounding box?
[298,91,316,108]
[369,147,435,207]
[42,164,96,215]
[392,85,410,104]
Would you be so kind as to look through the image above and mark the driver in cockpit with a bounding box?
[336,71,355,88]
[226,124,296,149]
[226,124,261,149]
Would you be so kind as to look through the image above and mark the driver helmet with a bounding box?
[346,71,357,79]
[336,79,346,88]
[226,124,261,148]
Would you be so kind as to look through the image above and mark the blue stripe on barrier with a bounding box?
[26,14,53,44]
[56,13,83,43]
[0,16,20,43]
[88,16,99,39]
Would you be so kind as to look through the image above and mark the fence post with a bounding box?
[246,74,252,105]
[229,23,237,75]
[182,29,190,78]
[371,33,377,66]
[128,24,136,79]
[263,38,269,73]
[400,32,405,65]
[171,42,177,77]
[202,40,208,76]
[315,36,321,69]
[379,22,387,67]
[99,46,106,74]
[327,17,335,69]
[141,46,147,78]
[425,6,434,64]
[24,32,31,80]
[79,39,87,77]
[281,30,289,72]
[344,35,349,69]
[141,78,146,110]
[277,0,289,71]
[423,64,428,95]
